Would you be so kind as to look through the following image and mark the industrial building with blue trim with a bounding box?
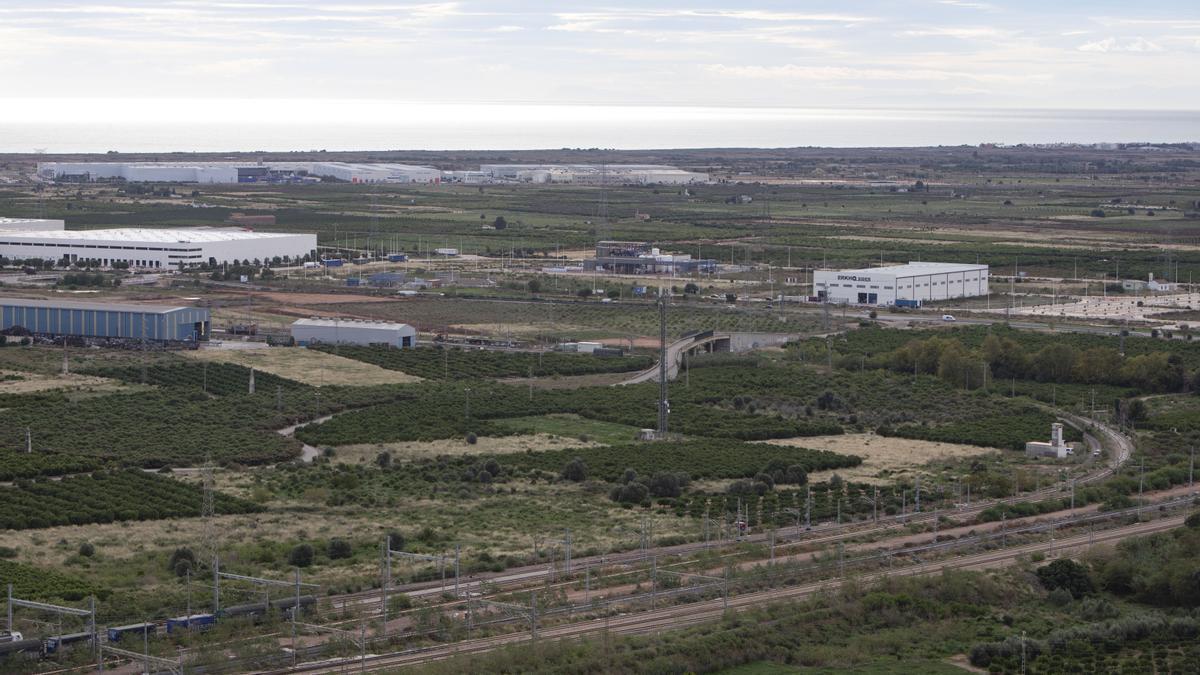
[0,298,210,342]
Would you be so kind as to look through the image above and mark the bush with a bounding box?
[77,542,95,558]
[328,538,352,560]
[561,457,588,482]
[288,544,315,568]
[387,531,405,551]
[1037,558,1094,598]
[465,433,477,445]
[610,482,649,504]
[168,547,196,577]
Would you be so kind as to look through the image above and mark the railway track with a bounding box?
[279,514,1186,673]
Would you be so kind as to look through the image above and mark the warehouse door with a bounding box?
[857,292,868,304]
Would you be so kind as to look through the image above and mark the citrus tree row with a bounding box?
[0,469,262,530]
[316,344,654,379]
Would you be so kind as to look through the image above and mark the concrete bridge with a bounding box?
[618,331,795,385]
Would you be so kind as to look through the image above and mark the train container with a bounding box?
[322,259,344,268]
[0,638,42,658]
[274,595,316,617]
[166,614,216,634]
[345,277,361,287]
[351,257,369,265]
[219,601,268,619]
[107,623,155,643]
[45,632,92,654]
[387,253,408,262]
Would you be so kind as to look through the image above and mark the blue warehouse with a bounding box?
[0,298,210,342]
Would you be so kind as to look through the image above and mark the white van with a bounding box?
[942,314,957,322]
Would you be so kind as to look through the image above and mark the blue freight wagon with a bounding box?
[322,259,344,268]
[45,632,92,654]
[0,298,210,342]
[894,299,922,308]
[387,253,408,262]
[107,623,155,643]
[345,278,361,287]
[166,614,216,634]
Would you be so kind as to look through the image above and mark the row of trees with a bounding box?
[873,335,1188,393]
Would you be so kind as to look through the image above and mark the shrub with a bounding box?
[77,542,95,558]
[168,547,196,577]
[466,433,478,445]
[328,538,352,560]
[288,544,315,568]
[610,482,649,504]
[1037,558,1094,598]
[561,457,588,482]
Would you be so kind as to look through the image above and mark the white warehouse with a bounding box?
[309,162,441,184]
[292,318,417,348]
[0,217,65,232]
[814,262,989,306]
[0,227,317,269]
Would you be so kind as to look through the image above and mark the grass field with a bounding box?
[181,345,423,386]
[328,433,597,464]
[761,433,1001,484]
[491,413,645,445]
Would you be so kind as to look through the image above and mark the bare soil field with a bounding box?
[761,432,1000,484]
[0,369,128,395]
[331,433,596,464]
[182,346,422,386]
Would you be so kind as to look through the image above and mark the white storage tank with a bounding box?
[291,318,416,348]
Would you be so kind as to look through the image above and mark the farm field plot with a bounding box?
[491,413,644,445]
[0,369,130,395]
[0,469,263,530]
[0,559,98,602]
[182,345,422,386]
[329,433,597,464]
[321,344,653,379]
[761,433,1000,484]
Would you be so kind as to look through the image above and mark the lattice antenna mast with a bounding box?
[657,289,669,436]
[596,164,610,243]
[200,451,218,578]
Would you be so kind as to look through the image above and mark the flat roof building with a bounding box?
[0,218,65,232]
[1,297,210,342]
[292,318,417,348]
[814,262,989,306]
[0,227,316,269]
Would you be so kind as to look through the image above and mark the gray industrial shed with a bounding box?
[291,318,416,348]
[0,297,210,342]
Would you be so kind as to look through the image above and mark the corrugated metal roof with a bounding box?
[0,297,195,314]
[293,318,413,330]
[0,228,308,243]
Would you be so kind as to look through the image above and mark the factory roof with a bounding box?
[0,218,57,225]
[293,317,414,330]
[827,262,988,277]
[0,228,307,243]
[0,297,195,314]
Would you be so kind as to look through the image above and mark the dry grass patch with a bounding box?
[761,432,1000,484]
[0,369,130,395]
[182,346,421,386]
[332,433,597,464]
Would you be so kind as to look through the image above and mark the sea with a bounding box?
[0,102,1196,153]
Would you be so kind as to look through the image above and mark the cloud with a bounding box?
[900,26,1009,39]
[938,0,995,9]
[1078,37,1164,53]
[703,63,1041,84]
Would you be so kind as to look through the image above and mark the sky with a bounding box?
[0,0,1197,123]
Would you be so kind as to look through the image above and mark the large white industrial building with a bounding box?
[292,318,417,348]
[36,161,441,185]
[0,217,65,232]
[479,164,708,184]
[308,162,441,184]
[0,227,316,269]
[38,161,707,186]
[814,262,989,306]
